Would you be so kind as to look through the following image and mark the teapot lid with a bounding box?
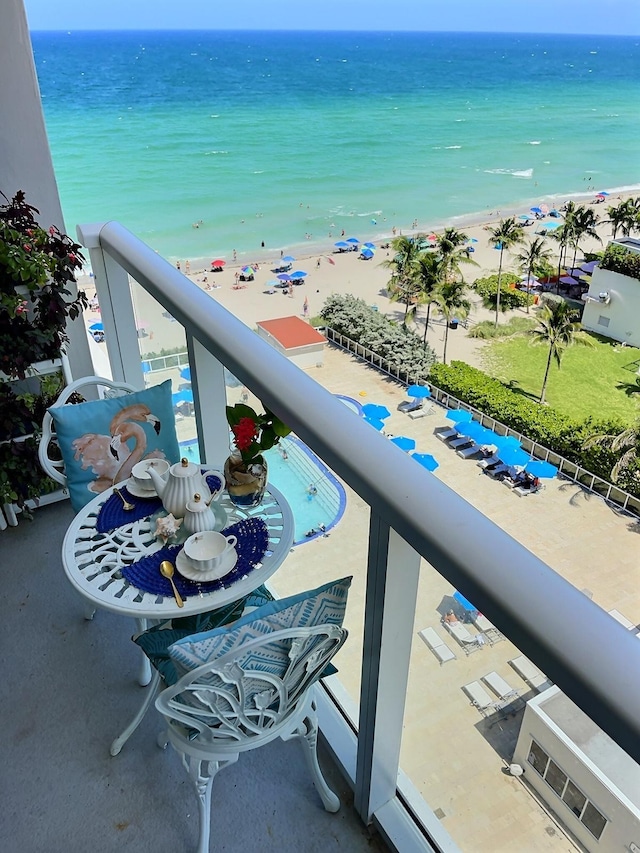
[186,492,207,512]
[171,457,199,478]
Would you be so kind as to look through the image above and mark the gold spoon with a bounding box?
[160,560,184,608]
[113,486,135,511]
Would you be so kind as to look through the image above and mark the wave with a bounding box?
[445,145,462,149]
[204,150,229,155]
[484,168,533,178]
[512,169,534,178]
[527,140,541,145]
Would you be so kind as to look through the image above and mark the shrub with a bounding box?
[472,273,530,311]
[468,317,536,339]
[599,243,640,281]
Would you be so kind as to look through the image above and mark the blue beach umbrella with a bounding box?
[360,249,374,259]
[390,435,416,452]
[281,255,295,263]
[407,385,431,399]
[499,446,532,468]
[334,241,349,249]
[290,270,308,278]
[89,322,104,331]
[364,416,385,431]
[172,389,193,406]
[456,421,497,446]
[277,273,292,282]
[446,408,473,423]
[493,434,521,452]
[362,403,391,420]
[363,242,376,249]
[411,452,439,472]
[524,459,558,479]
[518,214,531,221]
[241,265,256,275]
[179,366,191,382]
[346,237,360,244]
[597,190,609,197]
[531,207,543,214]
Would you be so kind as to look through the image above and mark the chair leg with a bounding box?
[185,756,237,853]
[297,707,340,813]
[134,618,152,686]
[110,670,161,756]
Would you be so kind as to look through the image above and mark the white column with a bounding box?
[0,1,93,381]
[187,334,230,469]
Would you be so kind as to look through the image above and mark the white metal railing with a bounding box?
[323,326,640,517]
[78,221,640,852]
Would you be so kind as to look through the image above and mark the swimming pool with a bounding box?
[179,436,346,545]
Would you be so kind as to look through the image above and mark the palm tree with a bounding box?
[515,237,553,313]
[434,279,471,365]
[569,205,601,269]
[528,301,593,404]
[583,419,640,483]
[413,252,445,345]
[486,217,524,327]
[605,202,629,239]
[381,235,422,326]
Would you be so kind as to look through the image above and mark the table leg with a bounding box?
[135,618,152,686]
[110,669,161,757]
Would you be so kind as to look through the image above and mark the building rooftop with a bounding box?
[256,316,327,349]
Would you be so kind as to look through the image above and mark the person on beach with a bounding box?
[233,249,237,261]
[185,260,190,274]
[176,261,181,271]
[303,296,309,317]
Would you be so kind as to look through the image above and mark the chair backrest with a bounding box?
[155,623,347,750]
[38,375,138,487]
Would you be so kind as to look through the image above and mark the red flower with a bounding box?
[23,244,31,252]
[232,417,258,451]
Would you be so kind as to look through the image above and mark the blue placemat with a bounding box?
[96,486,163,533]
[121,517,269,599]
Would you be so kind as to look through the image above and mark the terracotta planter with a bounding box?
[224,453,268,508]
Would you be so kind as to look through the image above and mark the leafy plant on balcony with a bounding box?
[599,243,640,281]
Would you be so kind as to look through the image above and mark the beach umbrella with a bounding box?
[519,214,532,221]
[427,233,438,242]
[89,322,104,331]
[446,408,473,423]
[360,249,374,259]
[290,270,308,278]
[597,191,609,197]
[539,204,549,214]
[172,389,194,406]
[241,265,256,275]
[179,367,191,382]
[334,241,350,248]
[455,421,497,446]
[390,435,416,452]
[499,446,532,468]
[142,361,151,373]
[282,255,295,263]
[524,459,558,479]
[363,242,376,249]
[559,275,579,286]
[362,403,391,421]
[493,434,521,452]
[277,273,292,282]
[324,256,336,266]
[411,452,439,472]
[530,207,543,215]
[363,416,385,431]
[581,260,599,274]
[467,237,478,244]
[211,259,225,267]
[346,237,360,244]
[406,385,431,399]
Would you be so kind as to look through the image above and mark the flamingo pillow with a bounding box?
[49,379,180,511]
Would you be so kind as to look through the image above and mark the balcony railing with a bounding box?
[78,221,640,852]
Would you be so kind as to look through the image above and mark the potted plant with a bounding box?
[224,402,290,507]
[0,190,88,511]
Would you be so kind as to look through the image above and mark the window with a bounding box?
[582,802,607,840]
[597,315,610,327]
[562,781,586,817]
[545,760,567,797]
[526,741,608,841]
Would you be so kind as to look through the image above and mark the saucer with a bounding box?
[176,547,238,583]
[125,479,159,499]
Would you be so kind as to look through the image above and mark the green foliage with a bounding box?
[599,243,640,281]
[320,293,436,380]
[428,360,636,494]
[472,273,529,311]
[468,316,536,339]
[226,402,291,466]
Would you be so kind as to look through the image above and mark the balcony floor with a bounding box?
[0,500,387,853]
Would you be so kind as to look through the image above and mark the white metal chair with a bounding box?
[38,374,137,489]
[155,623,347,853]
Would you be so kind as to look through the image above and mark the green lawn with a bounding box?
[481,332,640,424]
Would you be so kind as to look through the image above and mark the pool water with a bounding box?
[179,437,345,545]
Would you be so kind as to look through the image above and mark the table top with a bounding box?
[62,483,294,619]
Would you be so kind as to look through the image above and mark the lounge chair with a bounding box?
[509,655,553,693]
[448,436,473,450]
[472,614,503,644]
[463,681,497,717]
[418,627,456,665]
[457,442,483,459]
[483,463,513,480]
[608,609,636,630]
[435,426,458,442]
[482,671,520,703]
[442,620,485,655]
[398,398,423,414]
[477,454,502,470]
[408,405,432,420]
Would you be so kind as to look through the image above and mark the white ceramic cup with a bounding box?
[183,531,238,574]
[131,458,170,490]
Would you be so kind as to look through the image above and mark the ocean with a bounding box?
[31,30,640,265]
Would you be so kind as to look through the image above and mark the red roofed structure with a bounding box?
[256,316,326,369]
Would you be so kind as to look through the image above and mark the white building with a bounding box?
[581,238,640,347]
[512,686,640,852]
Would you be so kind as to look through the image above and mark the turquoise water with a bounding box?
[180,438,344,543]
[31,31,640,264]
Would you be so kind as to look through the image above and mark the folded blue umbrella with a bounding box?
[524,459,558,479]
[407,385,431,399]
[446,409,472,423]
[411,452,439,472]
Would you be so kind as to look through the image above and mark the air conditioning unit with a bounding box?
[598,291,611,304]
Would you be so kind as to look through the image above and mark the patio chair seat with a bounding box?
[418,627,456,665]
[462,681,497,717]
[509,655,553,693]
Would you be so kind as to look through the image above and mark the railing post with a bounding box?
[355,514,421,822]
[187,334,230,469]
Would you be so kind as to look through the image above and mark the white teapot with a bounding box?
[183,491,227,535]
[147,457,221,519]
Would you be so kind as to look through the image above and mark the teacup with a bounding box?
[131,458,170,491]
[183,531,238,575]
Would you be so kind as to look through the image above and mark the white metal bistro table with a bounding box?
[62,482,294,754]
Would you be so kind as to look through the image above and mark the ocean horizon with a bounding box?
[31,30,640,265]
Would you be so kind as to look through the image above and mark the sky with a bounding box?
[23,0,640,36]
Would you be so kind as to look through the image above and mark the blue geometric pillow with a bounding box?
[168,576,352,683]
[49,379,180,511]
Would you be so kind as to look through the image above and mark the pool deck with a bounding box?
[161,345,639,852]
